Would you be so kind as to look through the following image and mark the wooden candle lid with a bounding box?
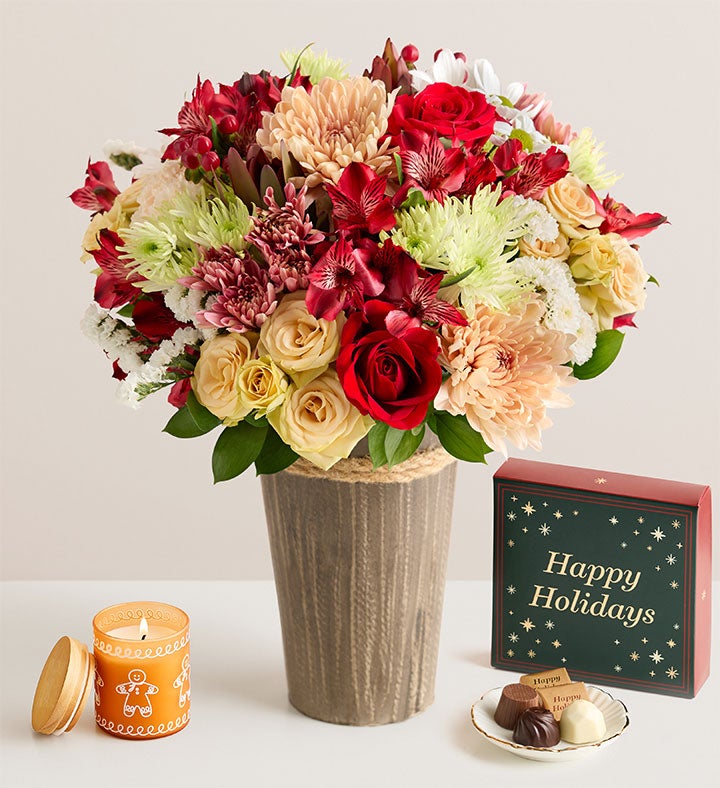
[31,636,95,735]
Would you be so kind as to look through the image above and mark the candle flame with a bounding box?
[139,616,149,640]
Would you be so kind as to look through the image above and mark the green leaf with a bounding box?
[400,188,428,209]
[255,427,299,475]
[385,425,425,469]
[212,423,267,483]
[647,274,660,286]
[116,303,135,319]
[573,329,625,380]
[185,390,221,433]
[210,117,221,151]
[244,412,269,429]
[509,128,534,152]
[394,152,404,185]
[430,411,492,463]
[367,421,389,469]
[440,266,475,288]
[163,406,208,439]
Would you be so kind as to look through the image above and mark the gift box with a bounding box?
[491,459,712,698]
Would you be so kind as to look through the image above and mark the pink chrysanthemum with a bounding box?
[181,247,278,332]
[246,183,323,292]
[436,297,574,453]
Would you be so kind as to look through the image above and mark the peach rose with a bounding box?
[259,291,343,386]
[542,174,602,239]
[574,234,648,330]
[267,369,374,470]
[192,333,255,424]
[236,356,289,417]
[518,233,571,262]
[80,179,143,262]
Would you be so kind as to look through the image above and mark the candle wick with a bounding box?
[141,634,147,640]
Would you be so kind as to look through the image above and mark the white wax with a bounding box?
[104,624,178,641]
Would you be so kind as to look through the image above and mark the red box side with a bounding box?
[495,458,708,507]
[694,487,712,695]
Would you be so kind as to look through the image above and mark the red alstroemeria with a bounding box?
[326,162,396,236]
[70,160,120,213]
[613,313,637,329]
[132,293,187,343]
[495,139,568,199]
[370,239,420,303]
[386,272,468,334]
[457,151,498,196]
[387,83,498,147]
[89,229,144,309]
[306,239,384,320]
[590,192,668,240]
[394,130,466,205]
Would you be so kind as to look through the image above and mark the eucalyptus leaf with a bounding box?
[573,329,624,380]
[212,422,267,483]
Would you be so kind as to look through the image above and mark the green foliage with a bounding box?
[212,422,267,483]
[573,329,624,380]
[429,411,493,463]
[255,427,299,475]
[163,391,220,439]
[367,422,427,469]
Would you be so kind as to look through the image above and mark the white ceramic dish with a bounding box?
[470,685,629,762]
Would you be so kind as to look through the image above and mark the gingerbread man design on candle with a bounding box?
[173,654,191,708]
[116,669,159,718]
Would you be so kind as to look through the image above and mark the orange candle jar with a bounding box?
[92,602,190,739]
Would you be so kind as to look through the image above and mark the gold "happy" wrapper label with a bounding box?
[519,667,571,691]
[537,682,589,720]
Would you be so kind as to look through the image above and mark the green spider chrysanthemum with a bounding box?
[568,128,621,191]
[280,46,350,84]
[170,191,251,252]
[388,187,535,312]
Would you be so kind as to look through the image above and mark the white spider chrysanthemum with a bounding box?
[389,187,538,312]
[568,128,621,191]
[513,256,597,364]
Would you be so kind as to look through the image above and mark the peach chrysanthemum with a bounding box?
[436,298,574,453]
[256,77,396,188]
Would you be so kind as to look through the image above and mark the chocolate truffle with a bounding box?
[493,683,541,729]
[559,698,607,743]
[513,707,561,747]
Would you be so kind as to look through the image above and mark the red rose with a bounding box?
[336,300,442,430]
[387,82,498,146]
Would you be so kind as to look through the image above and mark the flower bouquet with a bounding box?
[73,41,666,481]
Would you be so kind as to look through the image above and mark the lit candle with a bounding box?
[92,602,190,739]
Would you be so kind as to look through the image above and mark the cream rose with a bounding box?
[236,356,289,416]
[267,369,374,470]
[192,333,255,424]
[575,234,648,330]
[518,233,571,262]
[80,179,143,262]
[542,174,602,239]
[259,291,343,386]
[569,233,617,286]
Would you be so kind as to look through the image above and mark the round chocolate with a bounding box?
[513,706,561,747]
[493,683,541,729]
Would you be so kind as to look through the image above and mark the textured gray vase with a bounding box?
[261,437,457,725]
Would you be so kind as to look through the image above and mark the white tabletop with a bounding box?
[1,581,717,787]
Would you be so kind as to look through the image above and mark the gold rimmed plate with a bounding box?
[470,685,629,762]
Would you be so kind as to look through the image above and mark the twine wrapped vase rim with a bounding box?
[283,446,455,484]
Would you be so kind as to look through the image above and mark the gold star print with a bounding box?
[670,580,679,590]
[621,542,627,549]
[649,670,655,677]
[542,501,548,507]
[667,639,676,648]
[630,651,640,661]
[614,639,620,645]
[676,542,683,550]
[507,540,515,547]
[655,566,661,571]
[672,520,681,529]
[509,633,519,643]
[666,667,679,680]
[551,639,561,649]
[545,620,555,630]
[511,495,518,502]
[702,590,707,601]
[614,665,622,672]
[673,624,680,630]
[595,477,607,485]
[527,650,536,659]
[509,610,514,616]
[561,657,567,663]
[650,527,665,542]
[507,649,515,657]
[646,545,653,551]
[637,516,644,524]
[573,511,579,516]
[507,585,516,595]
[520,617,535,632]
[522,527,528,533]
[507,511,517,521]
[649,650,664,664]
[539,524,551,536]
[535,638,541,645]
[609,516,619,525]
[553,510,563,520]
[641,637,648,644]
[666,554,676,565]
[633,530,640,536]
[522,502,536,516]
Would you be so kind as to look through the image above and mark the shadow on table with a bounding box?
[195,659,291,714]
[449,708,515,766]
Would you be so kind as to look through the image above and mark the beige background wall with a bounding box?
[1,0,718,580]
